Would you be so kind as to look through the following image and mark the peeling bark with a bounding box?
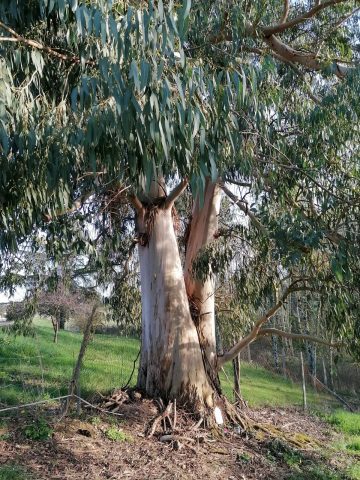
[184,180,222,370]
[136,182,214,409]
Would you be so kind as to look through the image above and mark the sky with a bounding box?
[0,289,25,303]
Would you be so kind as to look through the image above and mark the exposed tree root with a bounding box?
[97,388,320,452]
[146,400,174,437]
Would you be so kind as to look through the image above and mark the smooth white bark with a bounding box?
[136,189,214,407]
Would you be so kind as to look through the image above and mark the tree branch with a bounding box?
[128,193,144,214]
[217,299,284,369]
[43,191,94,222]
[164,179,188,209]
[219,182,267,234]
[217,281,312,368]
[257,328,341,348]
[280,0,290,24]
[262,0,350,36]
[0,21,95,66]
[0,36,18,42]
[223,178,252,188]
[263,34,351,78]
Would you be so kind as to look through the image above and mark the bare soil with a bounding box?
[0,394,348,480]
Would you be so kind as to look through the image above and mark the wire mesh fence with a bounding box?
[0,321,140,410]
[1,319,358,413]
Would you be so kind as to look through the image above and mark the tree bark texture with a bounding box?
[184,180,222,370]
[136,181,217,409]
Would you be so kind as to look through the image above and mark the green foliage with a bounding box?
[23,417,53,441]
[0,0,359,361]
[89,415,101,426]
[192,240,233,283]
[110,273,141,336]
[105,426,132,442]
[346,438,360,453]
[286,464,343,480]
[6,301,35,336]
[236,451,251,463]
[347,463,360,480]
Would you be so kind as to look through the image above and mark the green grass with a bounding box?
[1,319,359,479]
[0,317,339,410]
[326,410,360,436]
[0,317,139,406]
[0,464,33,480]
[318,409,360,479]
[219,362,333,408]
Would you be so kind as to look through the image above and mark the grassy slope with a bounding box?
[1,317,333,409]
[1,318,359,479]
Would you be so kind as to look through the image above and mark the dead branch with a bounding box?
[309,375,354,411]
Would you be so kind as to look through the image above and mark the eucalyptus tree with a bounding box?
[0,0,359,414]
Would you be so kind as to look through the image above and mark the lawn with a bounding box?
[0,317,335,410]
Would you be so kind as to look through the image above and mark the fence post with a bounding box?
[247,344,251,363]
[64,304,98,415]
[322,358,328,387]
[300,352,307,411]
[76,382,82,416]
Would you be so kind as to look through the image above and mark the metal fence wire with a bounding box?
[1,325,358,412]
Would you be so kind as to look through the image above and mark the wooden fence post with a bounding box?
[300,352,307,410]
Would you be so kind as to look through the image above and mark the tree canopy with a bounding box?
[0,1,359,358]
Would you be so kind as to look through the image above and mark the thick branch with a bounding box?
[217,282,312,368]
[263,0,349,36]
[128,193,144,214]
[264,34,351,78]
[257,328,341,348]
[217,299,284,369]
[0,21,95,66]
[164,179,188,209]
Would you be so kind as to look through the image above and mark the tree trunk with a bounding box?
[135,182,215,410]
[52,317,59,343]
[184,180,222,370]
[58,308,66,330]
